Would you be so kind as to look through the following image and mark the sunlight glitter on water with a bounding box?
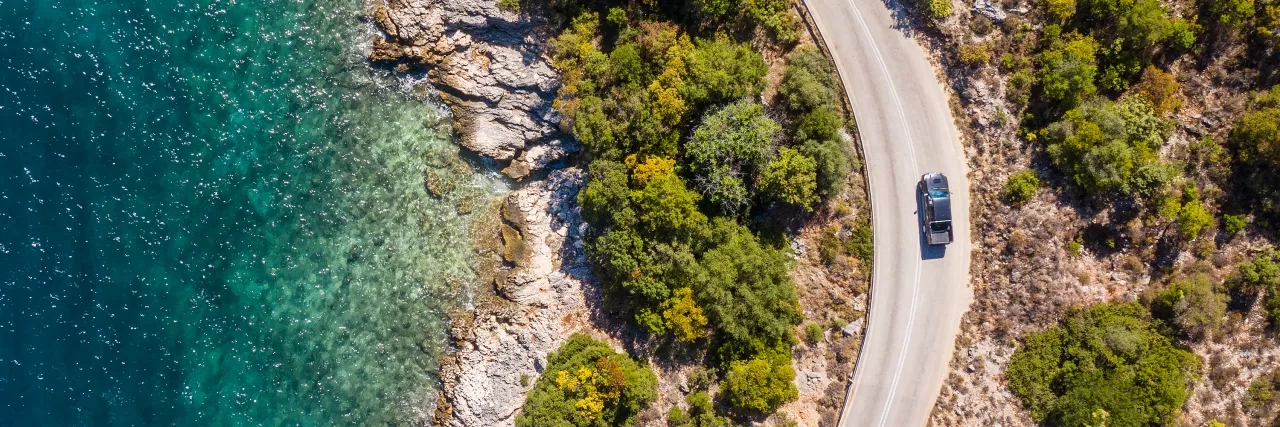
[0,0,509,424]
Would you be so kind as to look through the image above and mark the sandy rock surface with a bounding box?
[370,0,576,179]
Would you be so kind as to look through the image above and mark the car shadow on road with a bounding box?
[915,186,947,260]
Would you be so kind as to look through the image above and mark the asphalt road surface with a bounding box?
[802,0,974,425]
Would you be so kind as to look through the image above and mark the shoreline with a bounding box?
[365,0,875,424]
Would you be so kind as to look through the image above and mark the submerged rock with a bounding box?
[370,0,576,178]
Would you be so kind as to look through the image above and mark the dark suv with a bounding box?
[919,172,953,246]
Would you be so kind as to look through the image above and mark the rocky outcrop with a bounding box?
[370,0,577,179]
[434,168,593,427]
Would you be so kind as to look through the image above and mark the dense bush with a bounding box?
[517,334,658,427]
[550,16,767,160]
[687,101,780,214]
[1224,213,1248,236]
[1229,249,1280,325]
[548,7,838,420]
[780,47,853,198]
[1042,0,1077,22]
[1230,86,1280,231]
[667,391,733,427]
[1042,97,1173,196]
[759,147,819,211]
[779,47,840,112]
[1175,184,1213,239]
[697,218,801,362]
[1001,169,1042,206]
[1006,302,1200,426]
[816,218,873,267]
[1074,0,1196,91]
[692,0,798,43]
[1152,274,1228,339]
[721,353,799,413]
[1036,32,1099,107]
[1131,65,1182,116]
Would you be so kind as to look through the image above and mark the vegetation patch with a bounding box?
[1006,302,1200,426]
[517,334,658,427]
[542,0,859,421]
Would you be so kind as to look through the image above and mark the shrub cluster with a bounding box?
[548,7,854,418]
[1000,169,1042,206]
[1229,86,1280,232]
[1152,274,1228,339]
[1041,97,1174,196]
[1006,302,1201,426]
[1228,248,1280,325]
[778,47,855,200]
[517,334,658,427]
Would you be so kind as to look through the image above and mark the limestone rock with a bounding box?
[433,168,592,427]
[370,0,575,176]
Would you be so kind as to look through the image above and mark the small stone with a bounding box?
[425,170,454,198]
[842,320,861,337]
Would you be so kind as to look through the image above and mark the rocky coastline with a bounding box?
[369,0,577,180]
[367,1,601,425]
[367,0,874,425]
[434,168,594,426]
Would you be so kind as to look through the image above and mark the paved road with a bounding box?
[802,0,974,426]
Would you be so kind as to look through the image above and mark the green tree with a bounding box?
[1152,274,1228,339]
[1037,33,1099,107]
[662,288,709,342]
[632,172,709,238]
[759,148,819,211]
[1212,0,1257,30]
[1224,214,1248,236]
[687,101,781,214]
[682,37,768,107]
[696,218,801,362]
[1043,0,1077,22]
[779,47,840,112]
[722,354,799,413]
[798,138,852,198]
[1001,169,1042,206]
[693,0,735,22]
[1230,87,1280,230]
[517,334,658,427]
[579,160,634,226]
[1006,302,1200,426]
[1042,97,1170,195]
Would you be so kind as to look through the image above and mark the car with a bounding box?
[919,172,953,246]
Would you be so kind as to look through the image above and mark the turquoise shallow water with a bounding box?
[0,0,506,424]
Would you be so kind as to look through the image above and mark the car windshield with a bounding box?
[930,221,951,232]
[929,189,948,198]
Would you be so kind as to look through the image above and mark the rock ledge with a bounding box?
[370,0,578,179]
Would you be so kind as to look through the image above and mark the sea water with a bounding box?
[0,0,507,424]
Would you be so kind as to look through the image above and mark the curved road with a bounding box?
[802,0,973,425]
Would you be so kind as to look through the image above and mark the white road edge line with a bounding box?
[841,1,925,426]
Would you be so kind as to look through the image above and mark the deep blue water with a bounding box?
[0,0,505,424]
